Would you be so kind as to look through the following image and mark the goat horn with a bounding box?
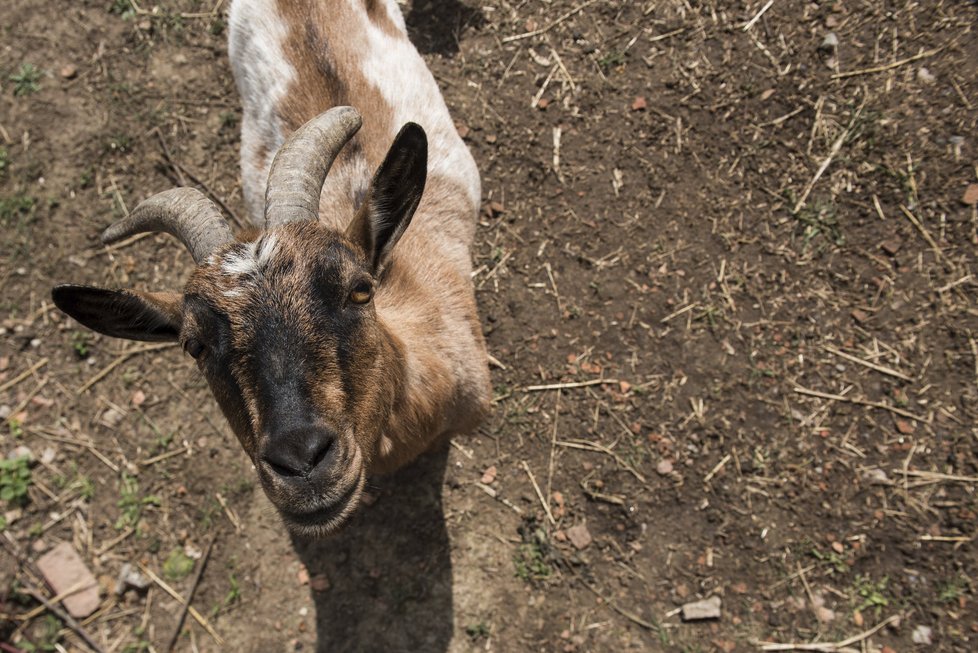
[263,106,363,229]
[101,187,234,264]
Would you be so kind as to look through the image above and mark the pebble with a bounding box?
[37,542,101,618]
[656,459,674,475]
[819,32,839,52]
[917,67,936,84]
[8,445,33,462]
[114,562,150,595]
[962,183,978,206]
[911,625,933,645]
[480,465,497,484]
[0,405,11,420]
[680,595,722,621]
[565,523,592,550]
[60,64,78,79]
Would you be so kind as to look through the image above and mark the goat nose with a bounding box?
[261,427,335,478]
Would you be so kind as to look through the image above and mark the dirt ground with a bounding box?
[2,0,977,651]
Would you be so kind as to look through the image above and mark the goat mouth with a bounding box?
[278,470,365,535]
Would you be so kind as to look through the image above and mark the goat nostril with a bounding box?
[265,457,304,478]
[310,438,332,471]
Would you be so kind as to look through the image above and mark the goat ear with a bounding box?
[347,123,427,274]
[51,285,183,342]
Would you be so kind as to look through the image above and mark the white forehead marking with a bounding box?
[222,241,259,277]
[257,233,278,266]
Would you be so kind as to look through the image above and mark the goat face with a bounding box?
[52,109,427,536]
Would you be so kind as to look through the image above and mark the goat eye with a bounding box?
[349,281,373,305]
[184,338,205,359]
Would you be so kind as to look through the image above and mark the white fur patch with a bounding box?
[351,0,481,211]
[229,0,294,225]
[256,233,278,266]
[222,241,259,277]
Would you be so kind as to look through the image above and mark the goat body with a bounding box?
[52,0,491,536]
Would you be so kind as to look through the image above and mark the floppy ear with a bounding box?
[346,123,427,274]
[51,285,183,342]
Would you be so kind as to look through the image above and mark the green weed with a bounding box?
[0,456,32,506]
[10,63,42,96]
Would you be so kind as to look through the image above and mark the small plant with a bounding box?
[938,577,965,604]
[115,472,160,530]
[0,147,8,176]
[0,193,35,224]
[10,63,42,96]
[210,573,241,617]
[0,456,32,506]
[71,331,91,359]
[465,622,490,641]
[513,525,553,582]
[163,548,195,581]
[853,575,889,614]
[811,546,848,574]
[108,0,136,18]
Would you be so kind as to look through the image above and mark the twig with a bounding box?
[77,343,176,394]
[139,564,224,646]
[522,378,618,392]
[139,446,191,466]
[756,614,899,651]
[743,0,774,31]
[793,386,929,423]
[703,454,732,484]
[660,303,698,324]
[822,345,914,381]
[521,460,555,524]
[581,581,660,630]
[0,358,48,394]
[552,126,564,184]
[831,48,941,79]
[473,482,523,514]
[557,440,646,484]
[891,469,978,484]
[165,535,216,653]
[215,492,242,532]
[503,0,599,43]
[899,205,945,262]
[794,105,863,213]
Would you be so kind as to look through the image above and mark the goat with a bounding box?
[51,0,491,537]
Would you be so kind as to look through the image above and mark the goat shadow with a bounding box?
[291,445,453,653]
[404,0,486,56]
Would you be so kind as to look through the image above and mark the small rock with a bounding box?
[37,542,101,618]
[681,595,722,621]
[656,459,674,475]
[114,563,150,596]
[8,445,33,462]
[917,67,936,84]
[309,573,330,592]
[830,541,844,554]
[297,566,310,585]
[60,64,78,79]
[565,523,592,550]
[861,467,890,484]
[485,134,497,144]
[895,419,915,435]
[911,624,932,645]
[40,447,57,465]
[962,183,978,206]
[851,309,870,324]
[537,98,550,110]
[631,96,647,111]
[0,405,10,420]
[131,390,146,407]
[101,407,125,428]
[880,238,902,256]
[480,465,497,484]
[815,605,836,623]
[819,32,839,52]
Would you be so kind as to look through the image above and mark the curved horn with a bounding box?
[101,188,234,265]
[264,106,363,229]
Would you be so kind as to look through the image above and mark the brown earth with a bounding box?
[2,1,977,652]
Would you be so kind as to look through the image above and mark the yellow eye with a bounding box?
[349,281,373,304]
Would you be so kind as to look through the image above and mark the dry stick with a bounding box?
[0,534,105,653]
[793,386,929,423]
[474,481,523,514]
[557,440,646,484]
[0,358,48,394]
[742,0,774,31]
[821,344,914,381]
[502,0,599,43]
[793,105,863,214]
[660,302,697,324]
[164,536,216,653]
[139,445,191,467]
[581,581,659,630]
[757,614,899,651]
[139,564,224,646]
[77,343,176,394]
[891,469,978,484]
[215,492,242,532]
[521,461,555,524]
[899,204,945,262]
[522,378,618,392]
[831,47,941,79]
[545,389,561,509]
